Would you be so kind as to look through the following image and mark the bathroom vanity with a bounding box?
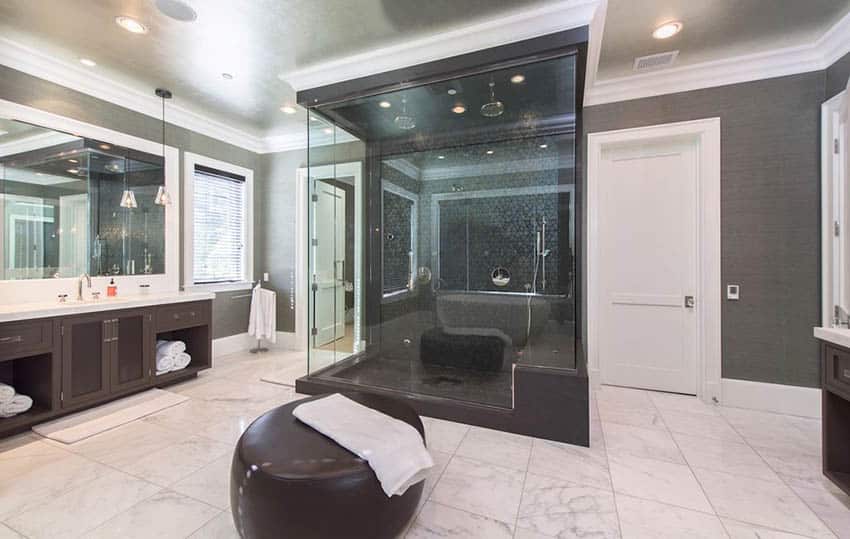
[814,327,850,496]
[0,292,212,438]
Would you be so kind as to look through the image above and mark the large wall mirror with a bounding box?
[0,118,166,280]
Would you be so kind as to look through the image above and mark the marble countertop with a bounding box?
[0,290,215,323]
[814,326,850,349]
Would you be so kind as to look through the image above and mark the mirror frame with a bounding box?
[0,98,180,303]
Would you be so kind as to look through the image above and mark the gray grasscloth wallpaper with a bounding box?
[0,65,260,339]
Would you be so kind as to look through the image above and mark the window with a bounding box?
[184,153,253,289]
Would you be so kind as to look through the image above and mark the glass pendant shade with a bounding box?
[120,189,138,209]
[154,185,171,206]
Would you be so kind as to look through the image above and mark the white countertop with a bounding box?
[814,326,850,349]
[0,290,215,323]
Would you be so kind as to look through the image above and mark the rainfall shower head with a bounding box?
[480,81,504,118]
[394,98,416,130]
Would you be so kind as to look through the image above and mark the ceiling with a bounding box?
[599,0,850,79]
[0,0,849,149]
[0,0,552,139]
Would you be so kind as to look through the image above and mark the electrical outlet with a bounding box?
[727,284,740,300]
[263,272,269,282]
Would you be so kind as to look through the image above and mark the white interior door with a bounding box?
[312,180,346,347]
[598,137,698,394]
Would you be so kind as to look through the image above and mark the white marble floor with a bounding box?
[0,351,848,538]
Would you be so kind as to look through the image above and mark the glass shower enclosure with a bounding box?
[297,28,589,444]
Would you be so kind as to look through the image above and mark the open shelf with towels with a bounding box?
[0,352,55,434]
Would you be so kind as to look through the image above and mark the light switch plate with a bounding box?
[263,272,269,282]
[727,284,740,300]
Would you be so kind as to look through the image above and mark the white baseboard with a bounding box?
[213,331,305,357]
[721,378,821,419]
[212,332,256,358]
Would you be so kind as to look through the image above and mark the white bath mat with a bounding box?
[32,389,188,444]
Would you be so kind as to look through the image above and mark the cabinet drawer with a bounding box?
[0,319,53,360]
[156,301,210,331]
[825,345,850,395]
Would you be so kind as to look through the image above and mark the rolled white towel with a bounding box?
[0,394,32,418]
[156,353,176,373]
[156,340,186,357]
[171,352,191,371]
[0,383,14,404]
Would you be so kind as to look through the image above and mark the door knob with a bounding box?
[684,295,695,308]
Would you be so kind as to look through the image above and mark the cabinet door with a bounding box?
[61,314,110,408]
[110,311,152,392]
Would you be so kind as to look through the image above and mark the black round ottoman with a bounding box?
[230,393,426,539]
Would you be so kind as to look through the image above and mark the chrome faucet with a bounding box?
[77,273,91,301]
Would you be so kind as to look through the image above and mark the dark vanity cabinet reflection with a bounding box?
[61,309,152,408]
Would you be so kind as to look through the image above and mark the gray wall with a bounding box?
[585,72,825,388]
[826,51,850,100]
[0,66,261,338]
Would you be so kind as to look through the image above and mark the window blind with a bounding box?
[192,165,245,284]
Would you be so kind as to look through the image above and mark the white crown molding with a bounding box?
[0,36,268,153]
[585,8,850,106]
[0,130,78,157]
[280,0,600,91]
[385,158,421,180]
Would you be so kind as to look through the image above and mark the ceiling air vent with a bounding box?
[633,51,679,72]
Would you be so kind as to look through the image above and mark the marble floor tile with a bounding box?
[0,441,70,483]
[720,408,820,457]
[608,454,713,513]
[516,473,619,538]
[721,518,816,538]
[188,510,239,538]
[121,435,233,487]
[430,455,524,524]
[194,414,257,445]
[658,408,744,443]
[593,386,656,411]
[455,426,532,471]
[602,422,685,465]
[421,416,470,454]
[0,524,22,539]
[406,501,513,539]
[597,401,667,431]
[63,420,188,468]
[789,484,850,538]
[649,392,721,416]
[86,490,220,539]
[672,432,780,481]
[752,444,830,492]
[0,451,111,520]
[616,494,726,538]
[142,399,237,435]
[528,439,612,491]
[692,467,834,538]
[421,450,452,506]
[171,454,233,509]
[5,469,159,539]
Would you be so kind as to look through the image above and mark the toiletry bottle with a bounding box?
[107,278,117,297]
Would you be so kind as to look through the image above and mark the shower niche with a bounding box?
[296,28,589,444]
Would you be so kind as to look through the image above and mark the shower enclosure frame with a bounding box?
[295,27,590,445]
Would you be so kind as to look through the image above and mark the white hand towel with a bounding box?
[0,383,14,404]
[0,394,32,418]
[172,352,191,371]
[156,354,176,373]
[248,286,276,344]
[293,394,433,497]
[156,340,186,357]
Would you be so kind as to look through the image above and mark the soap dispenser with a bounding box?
[107,278,117,297]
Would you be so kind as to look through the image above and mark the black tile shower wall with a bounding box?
[382,190,414,293]
[584,72,824,388]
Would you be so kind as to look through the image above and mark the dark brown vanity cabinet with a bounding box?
[61,309,154,407]
[822,343,850,496]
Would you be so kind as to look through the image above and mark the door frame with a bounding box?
[587,118,721,404]
[295,161,364,357]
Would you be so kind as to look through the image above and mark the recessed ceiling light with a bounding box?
[280,105,296,114]
[99,144,111,150]
[539,144,548,149]
[378,101,392,109]
[510,74,525,84]
[452,104,466,114]
[221,72,234,80]
[437,155,445,160]
[79,58,97,67]
[66,168,78,174]
[323,128,333,135]
[652,21,682,39]
[68,159,78,164]
[486,150,494,155]
[447,88,457,96]
[115,16,148,34]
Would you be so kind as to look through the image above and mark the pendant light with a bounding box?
[120,189,138,208]
[393,97,416,130]
[154,88,173,205]
[480,80,505,118]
